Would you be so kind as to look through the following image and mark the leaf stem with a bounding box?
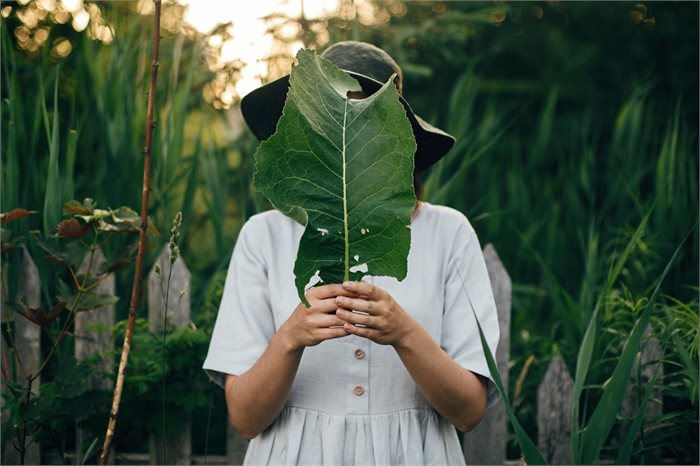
[342,98,349,282]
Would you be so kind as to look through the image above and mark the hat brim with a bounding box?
[240,71,455,173]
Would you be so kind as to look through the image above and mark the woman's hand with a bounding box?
[334,281,418,347]
[280,284,351,351]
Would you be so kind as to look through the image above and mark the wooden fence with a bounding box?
[1,243,663,465]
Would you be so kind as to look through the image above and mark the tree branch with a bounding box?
[99,1,162,463]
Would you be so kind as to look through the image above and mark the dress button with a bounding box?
[354,385,365,396]
[354,349,365,359]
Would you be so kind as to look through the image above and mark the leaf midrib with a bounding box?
[342,98,349,281]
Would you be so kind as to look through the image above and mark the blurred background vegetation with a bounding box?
[1,0,698,463]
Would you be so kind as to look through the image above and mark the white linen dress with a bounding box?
[203,202,500,465]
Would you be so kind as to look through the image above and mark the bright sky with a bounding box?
[180,0,340,99]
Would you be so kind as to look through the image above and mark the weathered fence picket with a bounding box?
[148,245,192,332]
[75,246,116,464]
[462,243,511,465]
[147,244,192,465]
[537,355,574,464]
[227,423,249,465]
[1,247,42,465]
[620,332,663,440]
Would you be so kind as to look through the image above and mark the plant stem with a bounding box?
[161,264,174,464]
[100,1,162,463]
[19,378,32,465]
[30,243,96,382]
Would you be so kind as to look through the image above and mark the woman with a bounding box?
[203,41,500,465]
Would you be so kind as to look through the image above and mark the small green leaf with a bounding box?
[62,200,91,215]
[112,206,140,227]
[72,291,119,312]
[82,198,96,212]
[254,49,416,304]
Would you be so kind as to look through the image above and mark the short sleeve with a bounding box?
[202,218,275,389]
[441,218,501,408]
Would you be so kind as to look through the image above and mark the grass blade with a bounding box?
[80,437,99,465]
[42,68,62,236]
[458,269,548,465]
[62,129,78,201]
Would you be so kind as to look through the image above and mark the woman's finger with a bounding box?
[316,327,350,340]
[343,322,380,340]
[308,283,350,300]
[335,296,378,314]
[342,281,383,300]
[312,313,349,328]
[310,297,343,314]
[336,309,373,327]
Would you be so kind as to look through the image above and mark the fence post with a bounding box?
[1,247,42,465]
[620,331,663,439]
[75,246,115,464]
[462,243,511,465]
[537,355,573,464]
[227,423,249,465]
[148,244,192,465]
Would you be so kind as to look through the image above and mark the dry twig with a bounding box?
[99,1,162,463]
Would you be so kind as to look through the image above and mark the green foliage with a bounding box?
[1,199,139,461]
[111,317,216,436]
[1,353,110,462]
[254,49,416,302]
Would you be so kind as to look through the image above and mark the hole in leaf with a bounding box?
[304,270,323,290]
[347,90,368,100]
[349,263,368,273]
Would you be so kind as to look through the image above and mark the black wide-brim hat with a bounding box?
[240,41,456,173]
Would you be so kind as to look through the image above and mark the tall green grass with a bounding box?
[422,63,698,463]
[1,3,251,305]
[1,2,253,456]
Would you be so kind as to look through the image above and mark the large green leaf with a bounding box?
[254,49,417,304]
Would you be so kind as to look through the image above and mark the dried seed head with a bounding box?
[169,211,183,263]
